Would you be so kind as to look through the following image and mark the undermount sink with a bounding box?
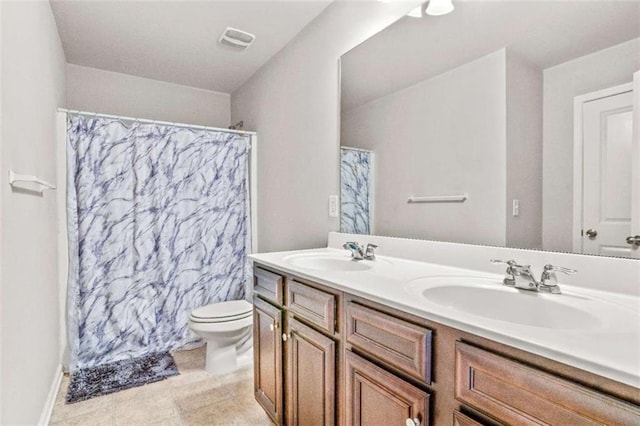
[283,253,372,272]
[404,276,602,329]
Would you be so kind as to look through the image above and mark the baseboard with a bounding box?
[38,364,63,426]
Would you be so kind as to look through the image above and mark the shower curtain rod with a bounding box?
[341,146,373,153]
[57,108,256,137]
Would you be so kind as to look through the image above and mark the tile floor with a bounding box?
[49,346,274,425]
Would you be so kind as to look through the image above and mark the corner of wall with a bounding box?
[1,1,67,423]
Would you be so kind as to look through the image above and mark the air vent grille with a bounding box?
[218,27,255,50]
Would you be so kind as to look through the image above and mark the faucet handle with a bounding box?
[364,244,378,260]
[543,264,577,275]
[539,264,577,293]
[490,259,521,286]
[343,241,361,250]
[343,241,364,260]
[490,259,518,267]
[540,264,577,284]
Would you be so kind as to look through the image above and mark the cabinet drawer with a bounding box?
[453,411,486,426]
[346,302,432,383]
[254,267,284,305]
[345,351,430,426]
[287,280,337,334]
[455,342,640,425]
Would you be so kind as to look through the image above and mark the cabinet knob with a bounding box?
[405,418,420,426]
[282,333,288,342]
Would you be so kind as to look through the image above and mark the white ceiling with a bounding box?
[341,1,640,112]
[50,0,333,94]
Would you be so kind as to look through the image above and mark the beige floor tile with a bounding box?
[227,378,254,398]
[234,394,273,425]
[143,415,184,426]
[167,369,211,389]
[49,348,266,426]
[50,407,113,426]
[181,402,249,426]
[174,386,235,416]
[170,374,221,400]
[114,392,178,426]
[50,391,113,424]
[172,347,206,372]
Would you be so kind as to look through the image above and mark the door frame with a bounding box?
[572,82,633,253]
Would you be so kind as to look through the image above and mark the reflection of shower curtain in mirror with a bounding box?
[66,114,252,371]
[340,148,372,234]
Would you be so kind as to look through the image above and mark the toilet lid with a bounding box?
[190,300,252,323]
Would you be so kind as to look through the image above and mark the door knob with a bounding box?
[626,235,640,246]
[585,229,598,239]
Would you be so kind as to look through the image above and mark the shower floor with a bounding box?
[49,346,273,425]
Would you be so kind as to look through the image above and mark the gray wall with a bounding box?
[542,38,640,252]
[67,63,231,127]
[506,50,543,249]
[341,50,508,246]
[1,1,67,423]
[231,1,416,252]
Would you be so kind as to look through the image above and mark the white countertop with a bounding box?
[249,247,640,389]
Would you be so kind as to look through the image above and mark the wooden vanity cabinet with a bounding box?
[253,266,340,426]
[252,264,640,426]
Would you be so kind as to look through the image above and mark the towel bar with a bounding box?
[407,194,467,203]
[8,169,56,192]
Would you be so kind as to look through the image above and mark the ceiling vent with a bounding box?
[218,27,255,50]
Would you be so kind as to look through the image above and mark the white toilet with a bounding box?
[188,300,253,375]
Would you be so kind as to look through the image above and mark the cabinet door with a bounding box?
[345,351,430,426]
[286,317,336,426]
[254,297,283,424]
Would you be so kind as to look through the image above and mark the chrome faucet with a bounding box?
[364,244,378,260]
[539,264,577,294]
[343,242,364,260]
[343,242,378,261]
[490,259,577,294]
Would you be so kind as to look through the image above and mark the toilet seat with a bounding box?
[189,300,252,323]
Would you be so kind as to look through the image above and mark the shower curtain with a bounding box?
[340,148,372,234]
[66,114,252,371]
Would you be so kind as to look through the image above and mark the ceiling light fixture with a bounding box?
[426,0,455,16]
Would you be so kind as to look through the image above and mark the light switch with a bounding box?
[329,195,339,217]
[512,199,520,217]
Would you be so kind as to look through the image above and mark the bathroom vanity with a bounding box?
[249,237,640,425]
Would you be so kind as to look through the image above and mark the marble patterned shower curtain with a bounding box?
[66,114,252,371]
[340,148,373,234]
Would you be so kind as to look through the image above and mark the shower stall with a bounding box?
[55,110,258,374]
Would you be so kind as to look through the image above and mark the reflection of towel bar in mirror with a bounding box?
[9,169,56,193]
[407,194,467,203]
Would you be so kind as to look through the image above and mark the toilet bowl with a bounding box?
[188,300,253,375]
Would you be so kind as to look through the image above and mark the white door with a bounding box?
[632,71,640,258]
[581,86,638,257]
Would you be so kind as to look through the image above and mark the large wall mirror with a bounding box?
[339,0,640,258]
